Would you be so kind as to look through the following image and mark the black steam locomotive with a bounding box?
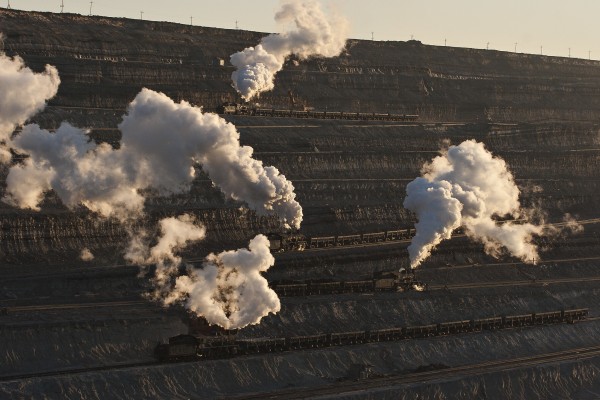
[216,102,418,122]
[267,228,416,253]
[155,308,588,362]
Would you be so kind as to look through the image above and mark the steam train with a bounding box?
[271,270,427,296]
[216,102,419,122]
[267,228,416,253]
[155,308,588,362]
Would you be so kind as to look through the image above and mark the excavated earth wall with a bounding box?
[1,8,600,399]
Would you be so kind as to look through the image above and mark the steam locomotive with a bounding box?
[155,308,588,362]
[271,270,427,296]
[267,228,416,253]
[216,102,418,122]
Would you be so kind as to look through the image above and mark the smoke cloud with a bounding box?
[80,248,94,262]
[164,234,279,330]
[5,88,303,228]
[0,49,60,161]
[231,0,349,100]
[126,217,279,329]
[4,88,293,329]
[404,140,542,268]
[128,214,206,288]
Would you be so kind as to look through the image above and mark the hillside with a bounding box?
[1,8,600,399]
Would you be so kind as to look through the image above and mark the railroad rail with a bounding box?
[267,217,600,254]
[155,309,588,362]
[229,343,600,400]
[4,274,600,314]
[4,334,599,386]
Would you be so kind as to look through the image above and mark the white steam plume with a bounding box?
[231,0,349,100]
[128,214,206,290]
[129,217,280,330]
[5,89,303,229]
[79,248,94,262]
[0,48,60,161]
[164,234,279,330]
[404,140,542,268]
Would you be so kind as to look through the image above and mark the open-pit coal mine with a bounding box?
[1,6,600,400]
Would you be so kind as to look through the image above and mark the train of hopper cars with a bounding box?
[216,102,419,122]
[267,228,417,253]
[272,270,427,296]
[268,218,527,253]
[155,308,588,362]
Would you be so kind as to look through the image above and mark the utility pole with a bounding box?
[444,38,447,46]
[410,34,414,40]
[589,50,591,60]
[540,45,543,55]
[190,16,193,26]
[371,32,374,41]
[514,42,517,52]
[89,1,93,16]
[6,0,10,9]
[486,42,489,50]
[140,11,143,20]
[60,0,64,13]
[235,20,238,29]
[568,47,571,57]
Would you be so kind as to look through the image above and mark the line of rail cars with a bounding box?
[155,308,588,362]
[216,102,418,122]
[271,270,427,296]
[267,228,416,253]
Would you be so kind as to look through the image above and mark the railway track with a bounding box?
[1,315,595,384]
[5,273,600,313]
[229,344,600,400]
[429,275,600,290]
[6,300,147,313]
[0,361,157,383]
[1,217,599,281]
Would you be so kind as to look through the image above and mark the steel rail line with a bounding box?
[1,316,594,384]
[229,345,600,400]
[4,274,600,313]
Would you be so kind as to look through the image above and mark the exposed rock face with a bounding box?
[2,9,600,121]
[0,9,597,264]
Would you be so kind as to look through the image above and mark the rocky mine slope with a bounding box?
[3,9,600,122]
[1,8,600,399]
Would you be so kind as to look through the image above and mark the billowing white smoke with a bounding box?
[0,48,60,161]
[164,234,279,330]
[5,89,293,329]
[5,88,303,228]
[127,217,279,329]
[79,248,94,262]
[127,214,206,288]
[404,140,542,268]
[231,0,348,100]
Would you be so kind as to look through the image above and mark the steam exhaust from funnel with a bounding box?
[404,139,543,268]
[0,41,60,162]
[163,234,279,330]
[231,0,349,100]
[5,89,303,229]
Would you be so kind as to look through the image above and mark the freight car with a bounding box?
[216,102,419,122]
[155,308,588,362]
[267,228,416,253]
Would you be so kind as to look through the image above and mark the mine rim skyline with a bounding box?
[0,5,598,62]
